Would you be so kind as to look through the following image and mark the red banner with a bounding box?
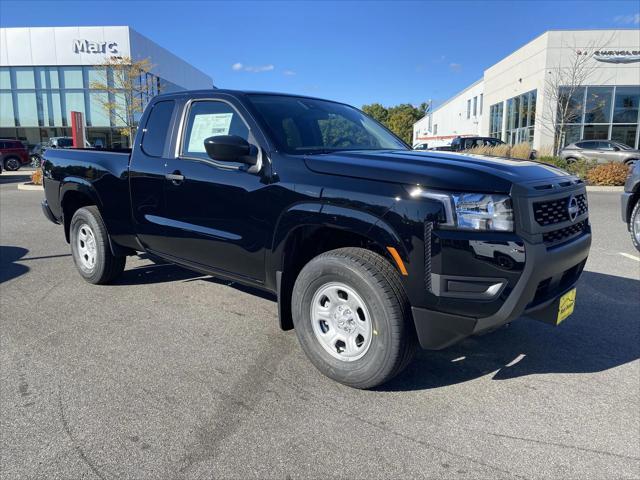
[70,111,85,148]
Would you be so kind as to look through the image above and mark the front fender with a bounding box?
[268,202,408,283]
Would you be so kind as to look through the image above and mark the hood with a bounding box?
[303,150,570,193]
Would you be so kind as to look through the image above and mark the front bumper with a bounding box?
[412,231,590,349]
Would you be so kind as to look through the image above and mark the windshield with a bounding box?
[57,138,73,148]
[246,94,408,154]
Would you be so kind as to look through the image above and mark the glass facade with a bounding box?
[557,85,640,148]
[0,65,174,148]
[489,102,503,139]
[489,90,536,144]
[506,89,536,144]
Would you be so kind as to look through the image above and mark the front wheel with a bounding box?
[291,247,416,389]
[70,206,126,284]
[630,201,640,253]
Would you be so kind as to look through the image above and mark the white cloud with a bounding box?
[231,63,275,73]
[614,13,640,24]
[449,62,462,73]
[283,69,296,76]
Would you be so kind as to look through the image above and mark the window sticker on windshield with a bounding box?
[187,113,233,152]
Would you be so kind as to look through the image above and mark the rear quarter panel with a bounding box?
[42,149,133,241]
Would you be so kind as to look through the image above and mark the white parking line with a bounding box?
[618,252,640,262]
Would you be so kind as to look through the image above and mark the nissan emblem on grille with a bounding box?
[567,195,579,222]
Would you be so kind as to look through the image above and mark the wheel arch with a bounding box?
[270,203,409,331]
[60,180,128,256]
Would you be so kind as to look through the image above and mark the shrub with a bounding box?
[464,142,531,160]
[509,142,533,160]
[535,156,596,179]
[586,162,629,186]
[31,169,43,185]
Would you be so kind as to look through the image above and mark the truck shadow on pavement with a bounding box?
[380,271,640,392]
[113,255,277,301]
[0,246,30,283]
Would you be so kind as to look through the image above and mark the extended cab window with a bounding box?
[182,101,249,159]
[141,100,175,157]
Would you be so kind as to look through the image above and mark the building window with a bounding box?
[489,102,503,139]
[480,94,483,115]
[466,99,471,119]
[505,89,536,144]
[473,96,477,117]
[434,124,438,135]
[556,85,640,149]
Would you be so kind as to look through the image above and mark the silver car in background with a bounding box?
[561,140,640,165]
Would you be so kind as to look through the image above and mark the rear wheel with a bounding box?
[70,206,126,284]
[291,247,416,389]
[630,200,640,253]
[565,157,578,164]
[4,156,21,171]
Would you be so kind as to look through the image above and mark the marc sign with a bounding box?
[73,39,119,54]
[578,49,640,64]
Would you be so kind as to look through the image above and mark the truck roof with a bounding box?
[155,89,351,106]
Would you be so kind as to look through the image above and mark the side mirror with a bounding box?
[204,135,256,165]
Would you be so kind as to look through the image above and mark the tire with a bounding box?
[291,247,416,389]
[630,200,640,253]
[4,156,21,171]
[565,157,578,164]
[70,206,126,284]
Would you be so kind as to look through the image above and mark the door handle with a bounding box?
[165,171,184,185]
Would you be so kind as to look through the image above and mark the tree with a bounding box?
[361,103,388,124]
[89,56,154,142]
[361,102,430,144]
[540,35,612,155]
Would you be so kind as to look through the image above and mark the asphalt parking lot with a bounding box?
[1,172,639,479]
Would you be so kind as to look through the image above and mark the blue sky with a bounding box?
[1,0,639,108]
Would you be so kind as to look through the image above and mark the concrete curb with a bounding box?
[586,186,624,192]
[17,182,43,191]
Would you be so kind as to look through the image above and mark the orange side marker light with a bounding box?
[386,246,408,276]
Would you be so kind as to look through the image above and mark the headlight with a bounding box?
[411,188,514,232]
[451,193,514,232]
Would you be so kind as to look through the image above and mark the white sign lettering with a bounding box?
[73,39,119,54]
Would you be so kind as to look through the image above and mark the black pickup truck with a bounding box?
[41,90,591,388]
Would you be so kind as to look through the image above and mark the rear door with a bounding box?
[129,99,177,253]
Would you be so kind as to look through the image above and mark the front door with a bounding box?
[160,98,271,283]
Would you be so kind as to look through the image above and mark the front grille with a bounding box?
[543,220,587,246]
[533,194,588,226]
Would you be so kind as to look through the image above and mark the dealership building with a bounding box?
[0,26,212,147]
[413,29,640,150]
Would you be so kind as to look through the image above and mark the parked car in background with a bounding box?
[621,162,640,252]
[450,136,505,152]
[47,137,74,149]
[561,140,640,165]
[30,142,47,166]
[413,142,429,150]
[428,145,453,151]
[0,139,30,171]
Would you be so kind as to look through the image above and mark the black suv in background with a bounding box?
[450,136,505,151]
